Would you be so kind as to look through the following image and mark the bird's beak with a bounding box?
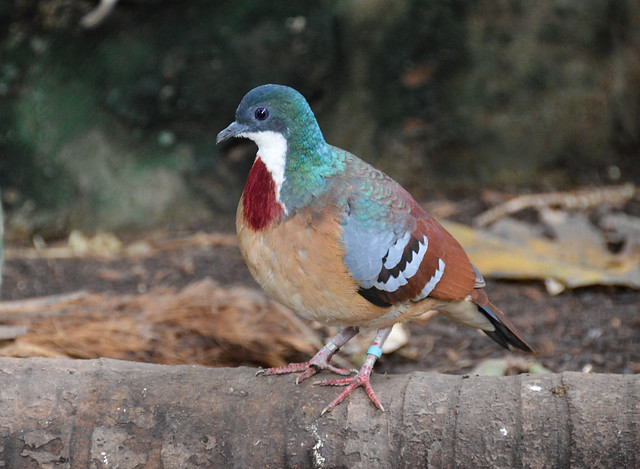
[216,121,248,144]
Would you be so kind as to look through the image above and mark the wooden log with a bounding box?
[0,357,637,468]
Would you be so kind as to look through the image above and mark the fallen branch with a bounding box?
[474,183,636,227]
[0,358,637,468]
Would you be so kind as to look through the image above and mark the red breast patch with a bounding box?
[242,157,284,231]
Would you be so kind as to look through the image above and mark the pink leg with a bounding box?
[256,326,360,384]
[316,326,392,415]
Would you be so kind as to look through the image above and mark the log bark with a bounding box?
[0,358,637,468]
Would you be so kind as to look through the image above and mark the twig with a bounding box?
[80,0,120,29]
[474,183,636,227]
[0,326,28,340]
[4,232,237,261]
[0,290,89,315]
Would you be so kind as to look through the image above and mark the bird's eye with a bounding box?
[254,107,269,121]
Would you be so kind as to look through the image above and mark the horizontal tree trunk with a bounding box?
[0,357,637,468]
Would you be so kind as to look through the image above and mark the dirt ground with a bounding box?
[1,209,639,378]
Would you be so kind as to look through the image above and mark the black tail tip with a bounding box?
[483,329,533,353]
[478,305,534,354]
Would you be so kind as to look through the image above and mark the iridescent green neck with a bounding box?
[280,142,345,210]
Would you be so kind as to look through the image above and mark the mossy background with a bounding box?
[1,0,639,240]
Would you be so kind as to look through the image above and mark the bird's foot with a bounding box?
[256,348,355,384]
[315,364,383,415]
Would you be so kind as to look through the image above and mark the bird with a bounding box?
[216,84,533,415]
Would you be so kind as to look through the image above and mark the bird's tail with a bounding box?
[472,289,534,353]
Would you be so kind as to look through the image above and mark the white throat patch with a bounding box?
[240,130,287,204]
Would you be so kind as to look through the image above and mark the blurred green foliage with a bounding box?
[0,0,639,238]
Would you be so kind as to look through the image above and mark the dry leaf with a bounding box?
[443,220,640,293]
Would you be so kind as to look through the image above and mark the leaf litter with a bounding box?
[0,183,638,376]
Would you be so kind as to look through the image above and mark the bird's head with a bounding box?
[217,84,328,180]
[218,85,340,210]
[217,84,326,154]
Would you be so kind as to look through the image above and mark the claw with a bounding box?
[255,327,361,384]
[295,363,355,385]
[296,365,320,384]
[256,361,316,377]
[256,360,354,383]
[316,366,384,415]
[316,326,392,415]
[253,326,394,416]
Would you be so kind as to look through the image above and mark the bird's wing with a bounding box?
[339,172,476,307]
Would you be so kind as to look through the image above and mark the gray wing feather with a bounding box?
[335,156,417,293]
[342,226,395,288]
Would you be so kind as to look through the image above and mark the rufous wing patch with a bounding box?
[357,210,475,306]
[426,217,475,301]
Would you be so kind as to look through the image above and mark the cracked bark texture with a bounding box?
[0,357,637,468]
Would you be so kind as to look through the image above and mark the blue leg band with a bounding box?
[367,345,383,359]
